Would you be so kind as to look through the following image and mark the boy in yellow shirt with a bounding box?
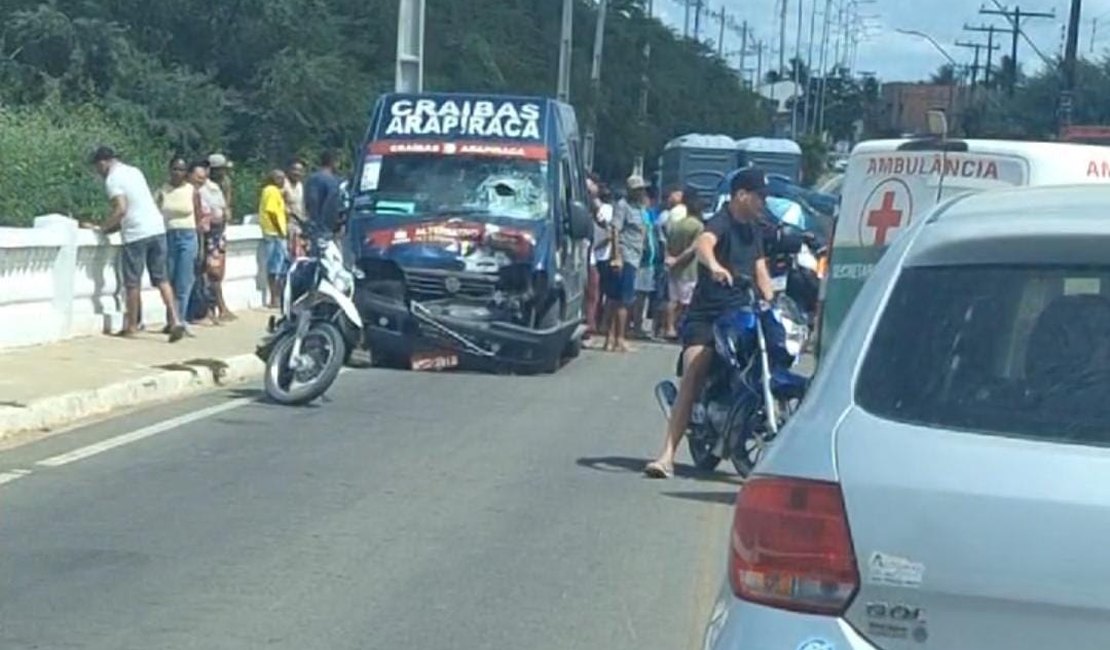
[259,169,289,308]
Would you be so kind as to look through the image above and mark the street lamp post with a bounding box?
[557,0,574,103]
[896,28,960,126]
[395,0,426,93]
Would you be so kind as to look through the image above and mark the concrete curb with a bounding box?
[0,353,265,440]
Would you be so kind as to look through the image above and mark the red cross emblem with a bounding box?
[866,191,904,246]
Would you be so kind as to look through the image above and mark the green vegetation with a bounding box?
[0,0,769,226]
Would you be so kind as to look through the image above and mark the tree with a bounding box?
[0,0,771,223]
[930,64,957,85]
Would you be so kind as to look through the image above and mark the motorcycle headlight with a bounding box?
[778,310,806,358]
[333,269,353,295]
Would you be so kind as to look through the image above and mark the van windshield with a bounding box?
[355,153,550,221]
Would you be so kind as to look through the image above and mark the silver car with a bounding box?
[703,183,1110,650]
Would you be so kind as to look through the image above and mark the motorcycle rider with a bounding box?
[645,168,775,479]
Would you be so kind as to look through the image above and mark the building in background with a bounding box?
[755,81,799,139]
[880,82,966,136]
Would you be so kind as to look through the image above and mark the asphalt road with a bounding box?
[0,346,742,650]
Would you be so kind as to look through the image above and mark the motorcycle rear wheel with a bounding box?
[264,321,346,405]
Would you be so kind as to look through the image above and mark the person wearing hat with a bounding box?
[645,167,776,479]
[207,153,234,224]
[600,174,649,353]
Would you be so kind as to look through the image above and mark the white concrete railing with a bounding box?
[0,215,270,350]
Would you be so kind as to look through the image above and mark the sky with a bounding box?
[651,0,1110,82]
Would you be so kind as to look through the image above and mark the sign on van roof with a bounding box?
[376,94,548,142]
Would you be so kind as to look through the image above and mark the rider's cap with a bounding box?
[730,167,769,198]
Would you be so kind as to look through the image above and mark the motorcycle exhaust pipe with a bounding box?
[654,380,678,421]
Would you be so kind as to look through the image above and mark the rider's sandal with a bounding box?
[644,462,674,479]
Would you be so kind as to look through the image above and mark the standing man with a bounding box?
[259,169,289,308]
[602,175,647,353]
[284,159,307,258]
[88,146,186,342]
[303,149,342,249]
[663,187,703,339]
[645,169,775,479]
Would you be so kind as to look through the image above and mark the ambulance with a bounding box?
[817,136,1110,357]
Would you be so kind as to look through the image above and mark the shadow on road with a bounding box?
[660,490,739,506]
[576,456,742,485]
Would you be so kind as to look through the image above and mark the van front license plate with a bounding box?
[771,275,788,292]
[411,352,460,372]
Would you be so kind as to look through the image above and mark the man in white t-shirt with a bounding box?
[88,146,185,342]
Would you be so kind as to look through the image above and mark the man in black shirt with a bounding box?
[645,168,775,479]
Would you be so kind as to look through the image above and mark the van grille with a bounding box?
[404,269,498,301]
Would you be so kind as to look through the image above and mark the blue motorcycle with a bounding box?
[654,294,809,477]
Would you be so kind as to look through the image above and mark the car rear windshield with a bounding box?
[857,265,1110,446]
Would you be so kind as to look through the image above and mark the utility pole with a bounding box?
[964,24,1000,86]
[756,40,766,89]
[583,0,608,171]
[832,0,845,72]
[394,0,426,92]
[739,20,750,85]
[802,0,819,135]
[955,40,999,88]
[557,0,573,102]
[979,4,1055,96]
[779,0,789,80]
[816,0,833,137]
[792,0,805,137]
[633,2,654,177]
[684,0,691,38]
[694,0,704,41]
[715,6,727,56]
[1091,17,1098,53]
[1061,0,1083,131]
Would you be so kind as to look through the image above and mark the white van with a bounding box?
[818,138,1110,355]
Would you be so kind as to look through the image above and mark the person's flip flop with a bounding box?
[644,462,674,479]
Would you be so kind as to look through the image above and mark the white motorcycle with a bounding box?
[256,239,363,405]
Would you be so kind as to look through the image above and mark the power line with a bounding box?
[980,2,1056,68]
[978,4,1055,96]
[965,24,1002,87]
[955,39,1000,88]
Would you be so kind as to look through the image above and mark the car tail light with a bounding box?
[729,476,859,616]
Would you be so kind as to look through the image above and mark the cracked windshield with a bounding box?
[2,0,1108,648]
[358,154,551,220]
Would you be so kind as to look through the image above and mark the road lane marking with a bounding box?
[0,469,32,485]
[36,398,253,468]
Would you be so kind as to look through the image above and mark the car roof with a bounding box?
[851,138,1110,158]
[906,184,1110,268]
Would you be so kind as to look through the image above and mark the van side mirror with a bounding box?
[568,200,592,240]
[339,180,352,212]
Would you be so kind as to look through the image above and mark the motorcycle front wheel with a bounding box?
[264,321,346,405]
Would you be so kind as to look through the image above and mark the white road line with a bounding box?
[0,469,32,485]
[36,398,253,468]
